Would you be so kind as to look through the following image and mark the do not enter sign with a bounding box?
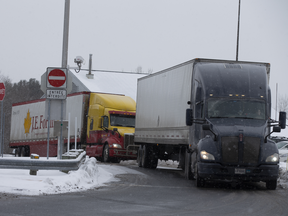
[0,83,5,101]
[47,68,67,88]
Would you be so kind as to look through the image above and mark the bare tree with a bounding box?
[136,66,143,74]
[0,74,43,153]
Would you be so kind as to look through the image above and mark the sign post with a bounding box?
[0,83,5,157]
[45,68,68,159]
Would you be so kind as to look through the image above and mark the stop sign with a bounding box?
[47,69,66,88]
[0,83,5,101]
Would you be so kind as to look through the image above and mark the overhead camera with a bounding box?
[74,56,85,73]
[74,56,85,64]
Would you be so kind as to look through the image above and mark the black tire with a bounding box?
[266,180,277,190]
[137,145,143,167]
[103,144,110,162]
[195,163,205,188]
[184,149,193,180]
[141,145,149,168]
[20,146,26,157]
[141,144,158,169]
[15,148,20,157]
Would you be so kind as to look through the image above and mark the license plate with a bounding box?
[235,168,245,174]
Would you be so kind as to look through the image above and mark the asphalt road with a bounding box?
[1,163,288,216]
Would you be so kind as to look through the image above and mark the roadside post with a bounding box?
[0,82,5,157]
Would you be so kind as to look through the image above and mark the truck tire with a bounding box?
[137,145,143,167]
[184,150,193,180]
[15,148,20,157]
[266,180,277,190]
[141,145,149,168]
[195,163,205,188]
[103,144,110,162]
[20,146,29,157]
[142,144,158,169]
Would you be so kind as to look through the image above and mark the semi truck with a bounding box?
[135,58,286,190]
[9,92,137,162]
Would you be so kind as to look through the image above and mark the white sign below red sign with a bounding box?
[46,89,67,100]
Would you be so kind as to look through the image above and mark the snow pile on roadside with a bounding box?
[278,162,288,189]
[43,157,116,195]
[0,157,119,196]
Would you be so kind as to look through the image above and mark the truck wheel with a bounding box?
[103,145,110,162]
[195,164,205,188]
[266,180,277,190]
[15,148,20,157]
[20,146,29,157]
[141,145,149,168]
[184,150,193,180]
[137,145,143,167]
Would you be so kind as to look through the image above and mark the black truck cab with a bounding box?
[187,60,286,189]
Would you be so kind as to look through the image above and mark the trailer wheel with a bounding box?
[141,145,149,168]
[266,180,277,190]
[141,144,158,169]
[137,145,143,167]
[15,148,20,157]
[103,144,110,162]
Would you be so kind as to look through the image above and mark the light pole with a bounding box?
[236,0,241,61]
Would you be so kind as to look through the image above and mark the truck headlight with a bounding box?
[200,150,215,160]
[112,144,122,149]
[265,153,279,163]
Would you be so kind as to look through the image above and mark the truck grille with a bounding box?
[221,136,260,165]
[124,133,134,149]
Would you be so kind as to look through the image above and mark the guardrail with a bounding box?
[0,150,86,171]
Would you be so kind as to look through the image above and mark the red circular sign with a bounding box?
[48,69,66,87]
[0,83,5,101]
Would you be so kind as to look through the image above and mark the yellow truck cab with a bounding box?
[85,93,137,162]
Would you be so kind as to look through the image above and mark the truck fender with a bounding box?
[197,135,219,161]
[260,139,279,163]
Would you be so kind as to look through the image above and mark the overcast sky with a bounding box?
[1,0,288,108]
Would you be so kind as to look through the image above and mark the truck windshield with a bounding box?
[207,99,266,120]
[110,114,135,127]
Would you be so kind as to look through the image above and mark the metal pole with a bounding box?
[60,0,70,159]
[47,99,51,159]
[60,100,63,159]
[236,0,241,61]
[62,0,70,69]
[2,114,4,157]
[0,101,3,157]
[276,83,278,120]
[68,112,70,152]
[89,54,92,75]
[75,117,77,150]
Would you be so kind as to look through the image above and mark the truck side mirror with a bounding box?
[279,111,286,129]
[186,109,193,126]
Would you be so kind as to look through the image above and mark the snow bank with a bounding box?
[278,162,288,189]
[0,157,119,196]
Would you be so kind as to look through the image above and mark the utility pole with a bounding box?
[236,0,241,61]
[60,0,70,159]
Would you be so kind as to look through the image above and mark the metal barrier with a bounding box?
[0,151,86,171]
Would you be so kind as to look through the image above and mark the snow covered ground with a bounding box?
[0,156,287,196]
